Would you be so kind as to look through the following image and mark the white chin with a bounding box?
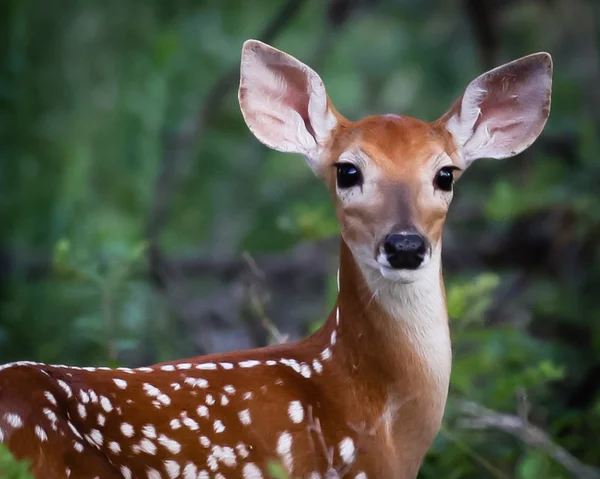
[378,266,420,284]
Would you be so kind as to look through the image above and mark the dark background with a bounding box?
[1,0,599,477]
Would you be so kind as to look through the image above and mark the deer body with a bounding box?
[0,41,552,479]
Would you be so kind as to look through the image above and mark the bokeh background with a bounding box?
[2,0,600,477]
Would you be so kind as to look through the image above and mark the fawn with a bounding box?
[0,40,552,478]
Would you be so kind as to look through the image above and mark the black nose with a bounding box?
[383,233,428,270]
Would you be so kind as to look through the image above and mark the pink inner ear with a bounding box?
[268,64,316,139]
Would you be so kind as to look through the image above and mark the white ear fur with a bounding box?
[441,52,553,165]
[238,40,338,171]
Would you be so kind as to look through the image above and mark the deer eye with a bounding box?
[434,167,455,192]
[335,163,362,189]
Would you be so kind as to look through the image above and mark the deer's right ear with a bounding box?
[238,40,338,172]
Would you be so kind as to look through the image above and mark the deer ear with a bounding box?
[238,40,338,172]
[438,53,553,165]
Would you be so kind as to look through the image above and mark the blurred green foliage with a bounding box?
[0,446,33,479]
[1,0,600,477]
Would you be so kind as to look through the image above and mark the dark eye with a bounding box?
[336,163,362,189]
[435,167,455,192]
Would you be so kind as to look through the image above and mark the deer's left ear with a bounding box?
[438,53,553,165]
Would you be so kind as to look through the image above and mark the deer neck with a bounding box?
[320,239,452,445]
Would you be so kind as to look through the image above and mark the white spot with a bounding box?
[197,405,209,418]
[223,385,236,395]
[160,365,176,372]
[100,396,113,413]
[243,463,263,479]
[309,473,322,479]
[118,367,135,374]
[320,348,332,361]
[143,383,161,397]
[300,363,311,378]
[113,378,127,389]
[266,360,277,366]
[79,390,90,404]
[236,442,249,458]
[44,391,57,406]
[109,441,121,454]
[171,383,181,391]
[339,437,355,464]
[142,424,157,439]
[196,363,217,370]
[243,392,253,400]
[90,429,104,446]
[158,434,182,454]
[74,441,84,453]
[213,419,225,433]
[288,401,304,423]
[239,360,260,368]
[355,473,367,479]
[276,431,294,474]
[146,467,161,479]
[184,377,208,389]
[164,460,181,479]
[331,330,337,345]
[65,468,71,477]
[138,437,157,455]
[35,425,48,442]
[238,409,251,425]
[219,362,234,370]
[183,417,199,431]
[120,423,135,437]
[57,380,72,398]
[89,390,98,403]
[183,463,198,479]
[170,418,181,429]
[312,359,323,374]
[176,363,192,370]
[207,454,218,472]
[5,413,22,428]
[43,408,57,425]
[220,395,229,406]
[199,435,211,448]
[77,404,87,419]
[205,394,215,405]
[157,393,171,406]
[198,471,209,479]
[97,413,106,426]
[280,358,301,373]
[68,421,83,439]
[121,466,132,479]
[336,305,340,324]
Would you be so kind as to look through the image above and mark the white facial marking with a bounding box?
[238,409,251,425]
[239,360,261,368]
[164,460,181,479]
[213,419,225,433]
[35,425,48,442]
[243,462,263,478]
[57,379,72,398]
[5,413,23,428]
[339,437,355,464]
[288,401,304,423]
[158,434,182,454]
[277,431,294,474]
[120,422,135,437]
[113,378,128,389]
[44,391,57,406]
[109,441,121,454]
